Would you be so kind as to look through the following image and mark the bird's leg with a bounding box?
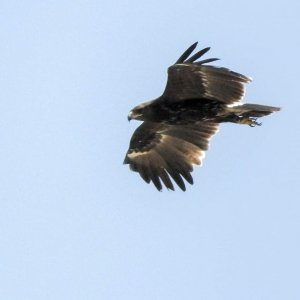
[237,116,262,127]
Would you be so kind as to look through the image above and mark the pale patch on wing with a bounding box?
[127,150,149,159]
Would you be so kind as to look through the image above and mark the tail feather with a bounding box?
[228,103,281,118]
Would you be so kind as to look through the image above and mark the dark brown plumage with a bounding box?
[124,42,280,191]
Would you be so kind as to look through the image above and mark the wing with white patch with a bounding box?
[162,42,251,105]
[123,121,219,191]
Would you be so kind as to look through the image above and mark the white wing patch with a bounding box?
[127,151,148,159]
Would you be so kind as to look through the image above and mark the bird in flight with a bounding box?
[124,42,280,191]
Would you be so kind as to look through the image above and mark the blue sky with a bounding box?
[0,1,299,299]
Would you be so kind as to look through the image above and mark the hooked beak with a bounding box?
[127,111,133,121]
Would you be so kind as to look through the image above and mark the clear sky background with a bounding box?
[0,1,299,299]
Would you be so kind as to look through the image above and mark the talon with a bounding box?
[237,117,262,127]
[249,117,262,127]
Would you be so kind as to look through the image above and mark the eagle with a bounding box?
[124,42,280,191]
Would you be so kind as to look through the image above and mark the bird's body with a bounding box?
[129,97,225,124]
[124,42,280,191]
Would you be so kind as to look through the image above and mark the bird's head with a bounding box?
[128,106,144,121]
[128,100,153,121]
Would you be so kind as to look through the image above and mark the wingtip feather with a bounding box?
[186,47,211,63]
[175,42,198,64]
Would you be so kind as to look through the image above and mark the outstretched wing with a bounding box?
[123,121,219,191]
[162,42,251,105]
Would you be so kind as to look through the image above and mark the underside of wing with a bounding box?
[162,42,251,105]
[124,121,219,191]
